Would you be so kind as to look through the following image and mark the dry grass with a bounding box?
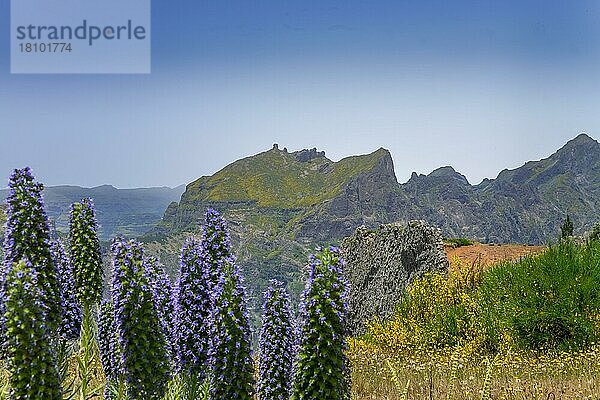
[350,351,600,400]
[445,243,545,270]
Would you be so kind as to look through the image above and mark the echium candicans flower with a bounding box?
[208,261,255,400]
[145,256,176,361]
[5,259,62,400]
[2,167,60,329]
[173,238,214,378]
[50,240,82,340]
[98,299,121,399]
[257,279,295,400]
[201,208,233,280]
[69,198,103,307]
[290,246,351,400]
[111,239,170,400]
[174,208,230,378]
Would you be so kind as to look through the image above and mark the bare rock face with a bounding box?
[342,220,449,335]
[294,147,326,162]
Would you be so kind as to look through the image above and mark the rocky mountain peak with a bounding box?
[370,148,396,181]
[553,133,600,163]
[428,166,469,184]
[562,132,597,148]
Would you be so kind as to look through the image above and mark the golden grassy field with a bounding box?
[445,242,545,269]
[350,345,600,399]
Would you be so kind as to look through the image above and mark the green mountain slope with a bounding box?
[144,145,399,301]
[184,146,385,208]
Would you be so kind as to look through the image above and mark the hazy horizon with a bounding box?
[2,1,599,188]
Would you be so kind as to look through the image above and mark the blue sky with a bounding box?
[1,1,599,188]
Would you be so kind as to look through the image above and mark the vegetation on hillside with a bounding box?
[183,147,388,209]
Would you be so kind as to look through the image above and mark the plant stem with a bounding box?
[77,303,101,400]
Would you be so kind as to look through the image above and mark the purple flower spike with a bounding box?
[257,279,295,400]
[111,238,170,400]
[208,260,255,400]
[290,246,351,400]
[144,256,176,363]
[69,198,103,307]
[50,240,81,340]
[1,168,60,347]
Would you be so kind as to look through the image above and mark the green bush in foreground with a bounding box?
[479,240,600,351]
[560,214,574,238]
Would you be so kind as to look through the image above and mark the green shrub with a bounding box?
[589,222,600,242]
[560,214,574,238]
[478,241,600,351]
[444,238,474,248]
[368,263,481,354]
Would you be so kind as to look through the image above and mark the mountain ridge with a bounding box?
[154,135,600,243]
[144,135,600,302]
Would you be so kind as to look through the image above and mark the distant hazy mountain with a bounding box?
[0,184,186,240]
[143,135,600,301]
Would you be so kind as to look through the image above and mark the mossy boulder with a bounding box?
[342,220,448,334]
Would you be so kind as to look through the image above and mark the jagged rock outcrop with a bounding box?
[342,221,449,334]
[295,148,404,242]
[293,147,326,162]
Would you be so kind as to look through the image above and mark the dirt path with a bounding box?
[445,243,545,268]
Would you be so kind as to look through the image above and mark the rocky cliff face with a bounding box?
[342,221,448,334]
[295,148,403,242]
[144,146,398,303]
[397,134,600,243]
